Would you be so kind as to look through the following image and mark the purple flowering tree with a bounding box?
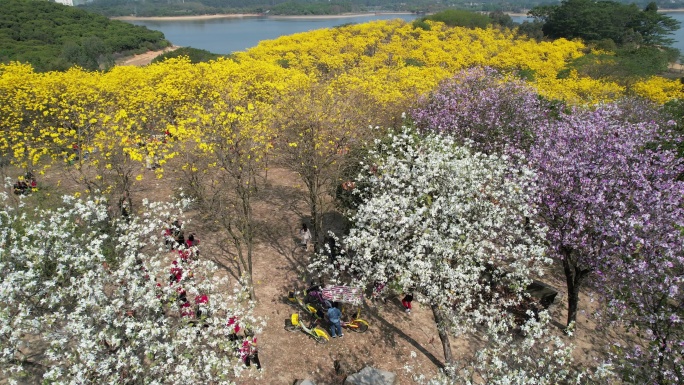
[528,103,684,330]
[413,69,683,380]
[599,172,684,383]
[411,67,550,155]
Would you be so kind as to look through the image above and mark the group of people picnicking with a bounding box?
[299,221,414,335]
[162,219,204,317]
[160,219,261,370]
[302,282,349,338]
[12,171,37,196]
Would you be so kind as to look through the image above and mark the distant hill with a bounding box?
[80,0,684,18]
[79,0,465,17]
[0,0,169,72]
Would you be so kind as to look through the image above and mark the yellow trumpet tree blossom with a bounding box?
[180,58,306,300]
[274,80,380,244]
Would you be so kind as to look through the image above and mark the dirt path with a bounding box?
[116,46,181,67]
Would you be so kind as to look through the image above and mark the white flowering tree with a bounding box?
[310,128,549,364]
[419,311,616,385]
[0,192,262,384]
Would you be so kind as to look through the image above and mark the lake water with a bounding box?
[665,12,684,54]
[129,12,684,56]
[129,14,419,55]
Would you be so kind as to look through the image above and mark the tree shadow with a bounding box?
[321,210,350,237]
[306,347,375,385]
[253,180,318,279]
[363,301,445,369]
[257,179,309,221]
[198,233,243,281]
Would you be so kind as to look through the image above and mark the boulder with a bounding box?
[344,366,396,385]
[526,279,560,309]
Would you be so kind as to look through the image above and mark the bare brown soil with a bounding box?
[3,160,621,385]
[150,164,616,384]
[116,46,181,67]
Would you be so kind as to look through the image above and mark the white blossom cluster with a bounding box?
[311,127,550,335]
[0,193,261,384]
[421,311,610,385]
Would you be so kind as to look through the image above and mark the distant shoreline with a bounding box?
[267,12,414,20]
[113,12,415,22]
[502,8,684,18]
[112,8,684,22]
[112,14,260,21]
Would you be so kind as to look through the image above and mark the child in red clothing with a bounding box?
[195,293,208,319]
[185,234,199,248]
[169,260,183,283]
[240,334,261,370]
[401,292,413,315]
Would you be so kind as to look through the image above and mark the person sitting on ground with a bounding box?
[402,291,414,315]
[178,248,193,263]
[195,293,209,322]
[180,299,193,318]
[169,260,183,283]
[227,316,241,342]
[13,178,29,195]
[162,226,175,250]
[12,181,23,195]
[175,230,185,248]
[186,234,197,247]
[371,281,387,303]
[171,220,183,246]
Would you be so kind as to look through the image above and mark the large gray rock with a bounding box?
[344,366,396,385]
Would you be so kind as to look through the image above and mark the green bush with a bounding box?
[152,47,222,64]
[418,9,491,29]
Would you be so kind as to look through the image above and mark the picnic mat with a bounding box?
[321,285,363,305]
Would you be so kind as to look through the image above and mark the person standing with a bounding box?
[241,332,261,370]
[299,223,312,251]
[327,302,343,338]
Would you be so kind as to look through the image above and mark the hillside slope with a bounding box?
[0,0,169,71]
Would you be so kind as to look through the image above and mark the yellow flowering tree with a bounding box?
[181,58,304,299]
[274,80,380,244]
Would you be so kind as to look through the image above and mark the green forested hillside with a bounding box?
[0,0,169,72]
[80,0,684,17]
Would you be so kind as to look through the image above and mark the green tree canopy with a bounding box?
[0,0,169,71]
[531,0,680,47]
[418,9,491,29]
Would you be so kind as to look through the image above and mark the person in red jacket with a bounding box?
[240,332,261,370]
[195,293,208,319]
[169,260,183,283]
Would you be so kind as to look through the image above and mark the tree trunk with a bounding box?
[309,184,321,245]
[561,249,591,330]
[565,268,580,329]
[431,304,452,365]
